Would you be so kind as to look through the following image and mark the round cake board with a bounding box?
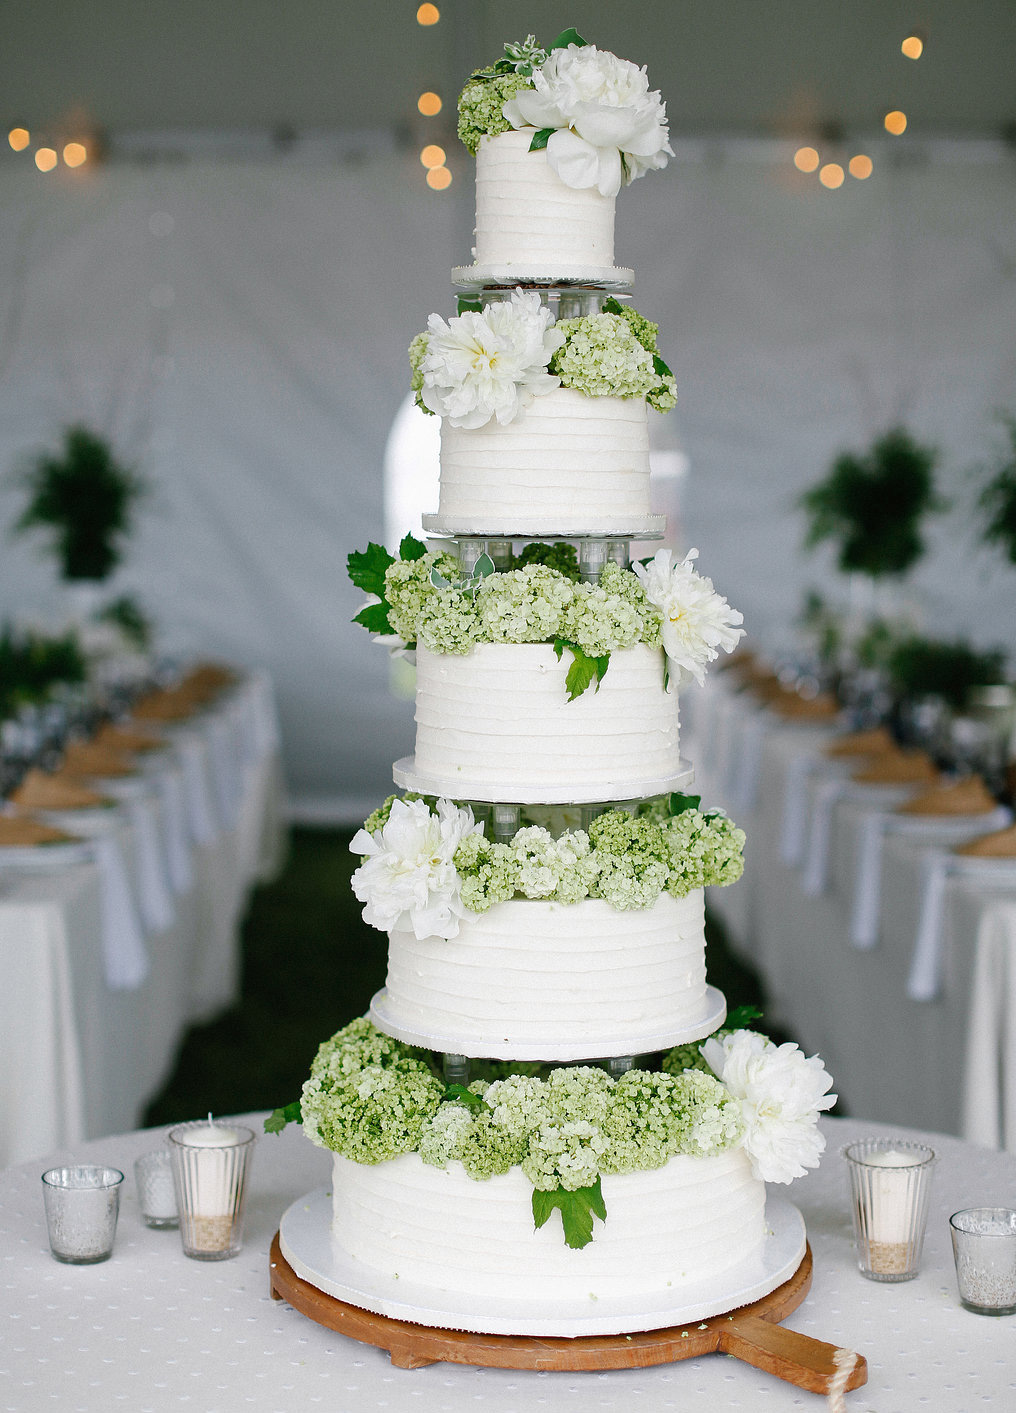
[269,1233,866,1393]
[368,983,727,1061]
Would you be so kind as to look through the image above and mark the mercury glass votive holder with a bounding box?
[949,1208,1016,1315]
[134,1149,179,1229]
[843,1138,935,1281]
[41,1166,124,1264]
[168,1122,255,1260]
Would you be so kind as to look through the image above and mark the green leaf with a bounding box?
[549,27,588,50]
[347,542,395,596]
[724,1004,764,1031]
[531,1177,606,1249]
[601,296,625,317]
[399,533,427,562]
[457,297,483,315]
[553,639,610,701]
[668,791,702,816]
[528,127,555,152]
[474,551,496,579]
[443,1083,486,1111]
[264,1100,302,1135]
[653,352,674,380]
[353,601,393,635]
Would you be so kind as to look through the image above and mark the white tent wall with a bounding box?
[0,150,1014,818]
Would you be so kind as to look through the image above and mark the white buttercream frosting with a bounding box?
[474,128,616,270]
[330,1148,766,1301]
[412,642,679,795]
[438,387,650,525]
[382,890,708,1051]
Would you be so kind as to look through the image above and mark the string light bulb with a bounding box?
[901,35,923,60]
[848,154,873,180]
[62,142,87,168]
[416,3,439,24]
[818,163,844,189]
[417,91,442,117]
[420,144,446,169]
[884,110,907,135]
[34,147,57,172]
[426,166,452,190]
[8,127,30,152]
[793,146,820,173]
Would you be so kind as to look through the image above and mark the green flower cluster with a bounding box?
[300,1018,444,1163]
[420,1060,742,1190]
[441,805,746,912]
[457,70,532,155]
[382,554,659,659]
[550,312,678,412]
[408,332,431,415]
[385,550,462,647]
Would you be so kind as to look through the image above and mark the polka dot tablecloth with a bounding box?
[2,1115,1014,1411]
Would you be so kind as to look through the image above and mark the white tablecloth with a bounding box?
[684,677,1016,1147]
[2,1114,1014,1410]
[0,674,286,1168]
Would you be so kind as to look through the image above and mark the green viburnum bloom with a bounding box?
[562,581,645,657]
[384,551,457,642]
[662,810,746,896]
[453,835,519,912]
[475,565,573,643]
[551,313,659,401]
[513,541,581,580]
[588,811,672,910]
[457,70,533,155]
[408,332,432,414]
[416,591,483,654]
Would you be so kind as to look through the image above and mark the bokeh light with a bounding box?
[420,144,446,169]
[901,36,923,60]
[8,127,30,152]
[848,154,873,180]
[417,91,442,117]
[818,163,845,189]
[34,147,57,172]
[884,110,908,135]
[62,142,87,168]
[417,4,439,24]
[793,146,820,173]
[426,166,452,190]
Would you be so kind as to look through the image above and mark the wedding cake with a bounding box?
[275,29,834,1336]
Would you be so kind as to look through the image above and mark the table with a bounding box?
[2,1114,1014,1410]
[684,676,1016,1146]
[0,675,287,1168]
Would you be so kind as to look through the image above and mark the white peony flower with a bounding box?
[701,1031,837,1184]
[419,289,564,430]
[349,797,482,940]
[503,44,672,198]
[633,547,744,690]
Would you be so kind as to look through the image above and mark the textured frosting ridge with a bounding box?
[331,1148,766,1299]
[413,642,679,792]
[474,129,616,268]
[438,388,650,522]
[383,891,708,1049]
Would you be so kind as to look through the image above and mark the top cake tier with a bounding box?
[453,33,672,289]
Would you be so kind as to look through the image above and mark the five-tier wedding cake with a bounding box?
[275,29,835,1340]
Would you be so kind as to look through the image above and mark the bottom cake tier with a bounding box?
[278,1172,807,1338]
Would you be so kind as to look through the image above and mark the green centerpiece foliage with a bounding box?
[0,624,86,717]
[977,415,1016,566]
[800,428,943,578]
[887,635,1007,709]
[12,426,146,582]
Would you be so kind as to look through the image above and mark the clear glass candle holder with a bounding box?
[949,1208,1016,1315]
[134,1149,179,1229]
[168,1121,255,1260]
[843,1138,935,1281]
[41,1165,124,1264]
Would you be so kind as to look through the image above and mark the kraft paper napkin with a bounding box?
[824,726,896,758]
[10,769,107,811]
[0,815,74,847]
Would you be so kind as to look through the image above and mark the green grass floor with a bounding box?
[144,827,791,1126]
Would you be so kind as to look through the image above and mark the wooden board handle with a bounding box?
[720,1314,867,1395]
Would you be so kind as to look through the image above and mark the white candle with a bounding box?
[865,1148,917,1244]
[174,1115,243,1217]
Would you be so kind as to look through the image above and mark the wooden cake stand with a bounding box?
[269,1234,867,1395]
